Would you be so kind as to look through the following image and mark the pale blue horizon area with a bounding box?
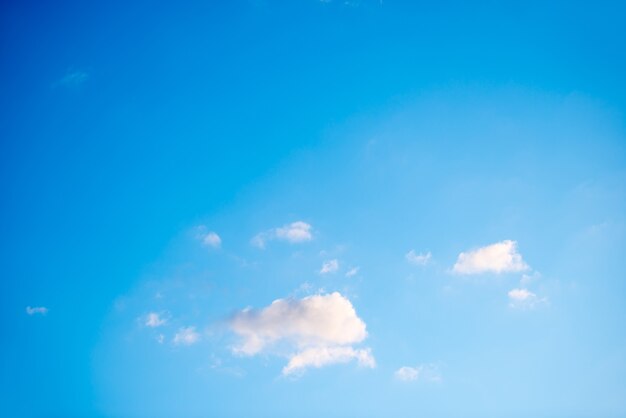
[1,1,625,417]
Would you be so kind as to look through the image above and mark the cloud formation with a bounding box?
[229,292,373,375]
[394,364,442,383]
[251,221,312,249]
[320,259,339,274]
[452,240,529,274]
[405,250,432,266]
[173,327,200,345]
[26,306,48,315]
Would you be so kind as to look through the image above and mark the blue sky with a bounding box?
[1,1,626,417]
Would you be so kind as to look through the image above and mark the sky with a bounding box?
[1,1,626,417]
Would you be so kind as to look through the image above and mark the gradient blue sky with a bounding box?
[1,1,626,417]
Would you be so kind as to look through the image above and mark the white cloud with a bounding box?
[345,266,360,277]
[508,288,533,301]
[251,221,312,248]
[229,292,373,375]
[283,346,375,376]
[173,326,200,345]
[394,364,442,383]
[145,312,167,327]
[230,292,367,354]
[320,259,339,274]
[276,221,312,243]
[452,240,529,274]
[202,231,222,248]
[395,366,419,381]
[26,306,48,315]
[405,250,432,266]
[157,334,165,344]
[508,288,547,309]
[195,226,222,249]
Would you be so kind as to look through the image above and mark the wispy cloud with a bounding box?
[405,250,432,266]
[53,69,88,88]
[508,288,547,309]
[144,312,167,327]
[228,292,373,376]
[320,259,339,274]
[345,266,360,277]
[26,306,48,315]
[520,271,541,286]
[452,240,529,274]
[394,363,442,383]
[173,326,200,345]
[251,221,313,249]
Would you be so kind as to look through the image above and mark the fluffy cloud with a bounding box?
[251,221,312,249]
[508,288,546,309]
[320,259,339,274]
[452,240,529,274]
[145,312,167,327]
[405,250,432,266]
[25,306,48,315]
[173,326,200,345]
[229,292,373,375]
[394,364,442,383]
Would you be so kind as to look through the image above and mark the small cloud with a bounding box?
[173,326,200,345]
[320,259,339,275]
[202,232,222,248]
[53,69,88,88]
[345,266,360,277]
[26,306,48,316]
[157,334,165,344]
[452,240,529,274]
[395,366,418,381]
[508,288,533,301]
[508,288,547,310]
[394,364,442,383]
[251,221,313,249]
[195,226,222,249]
[144,312,167,328]
[276,221,312,243]
[406,250,432,266]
